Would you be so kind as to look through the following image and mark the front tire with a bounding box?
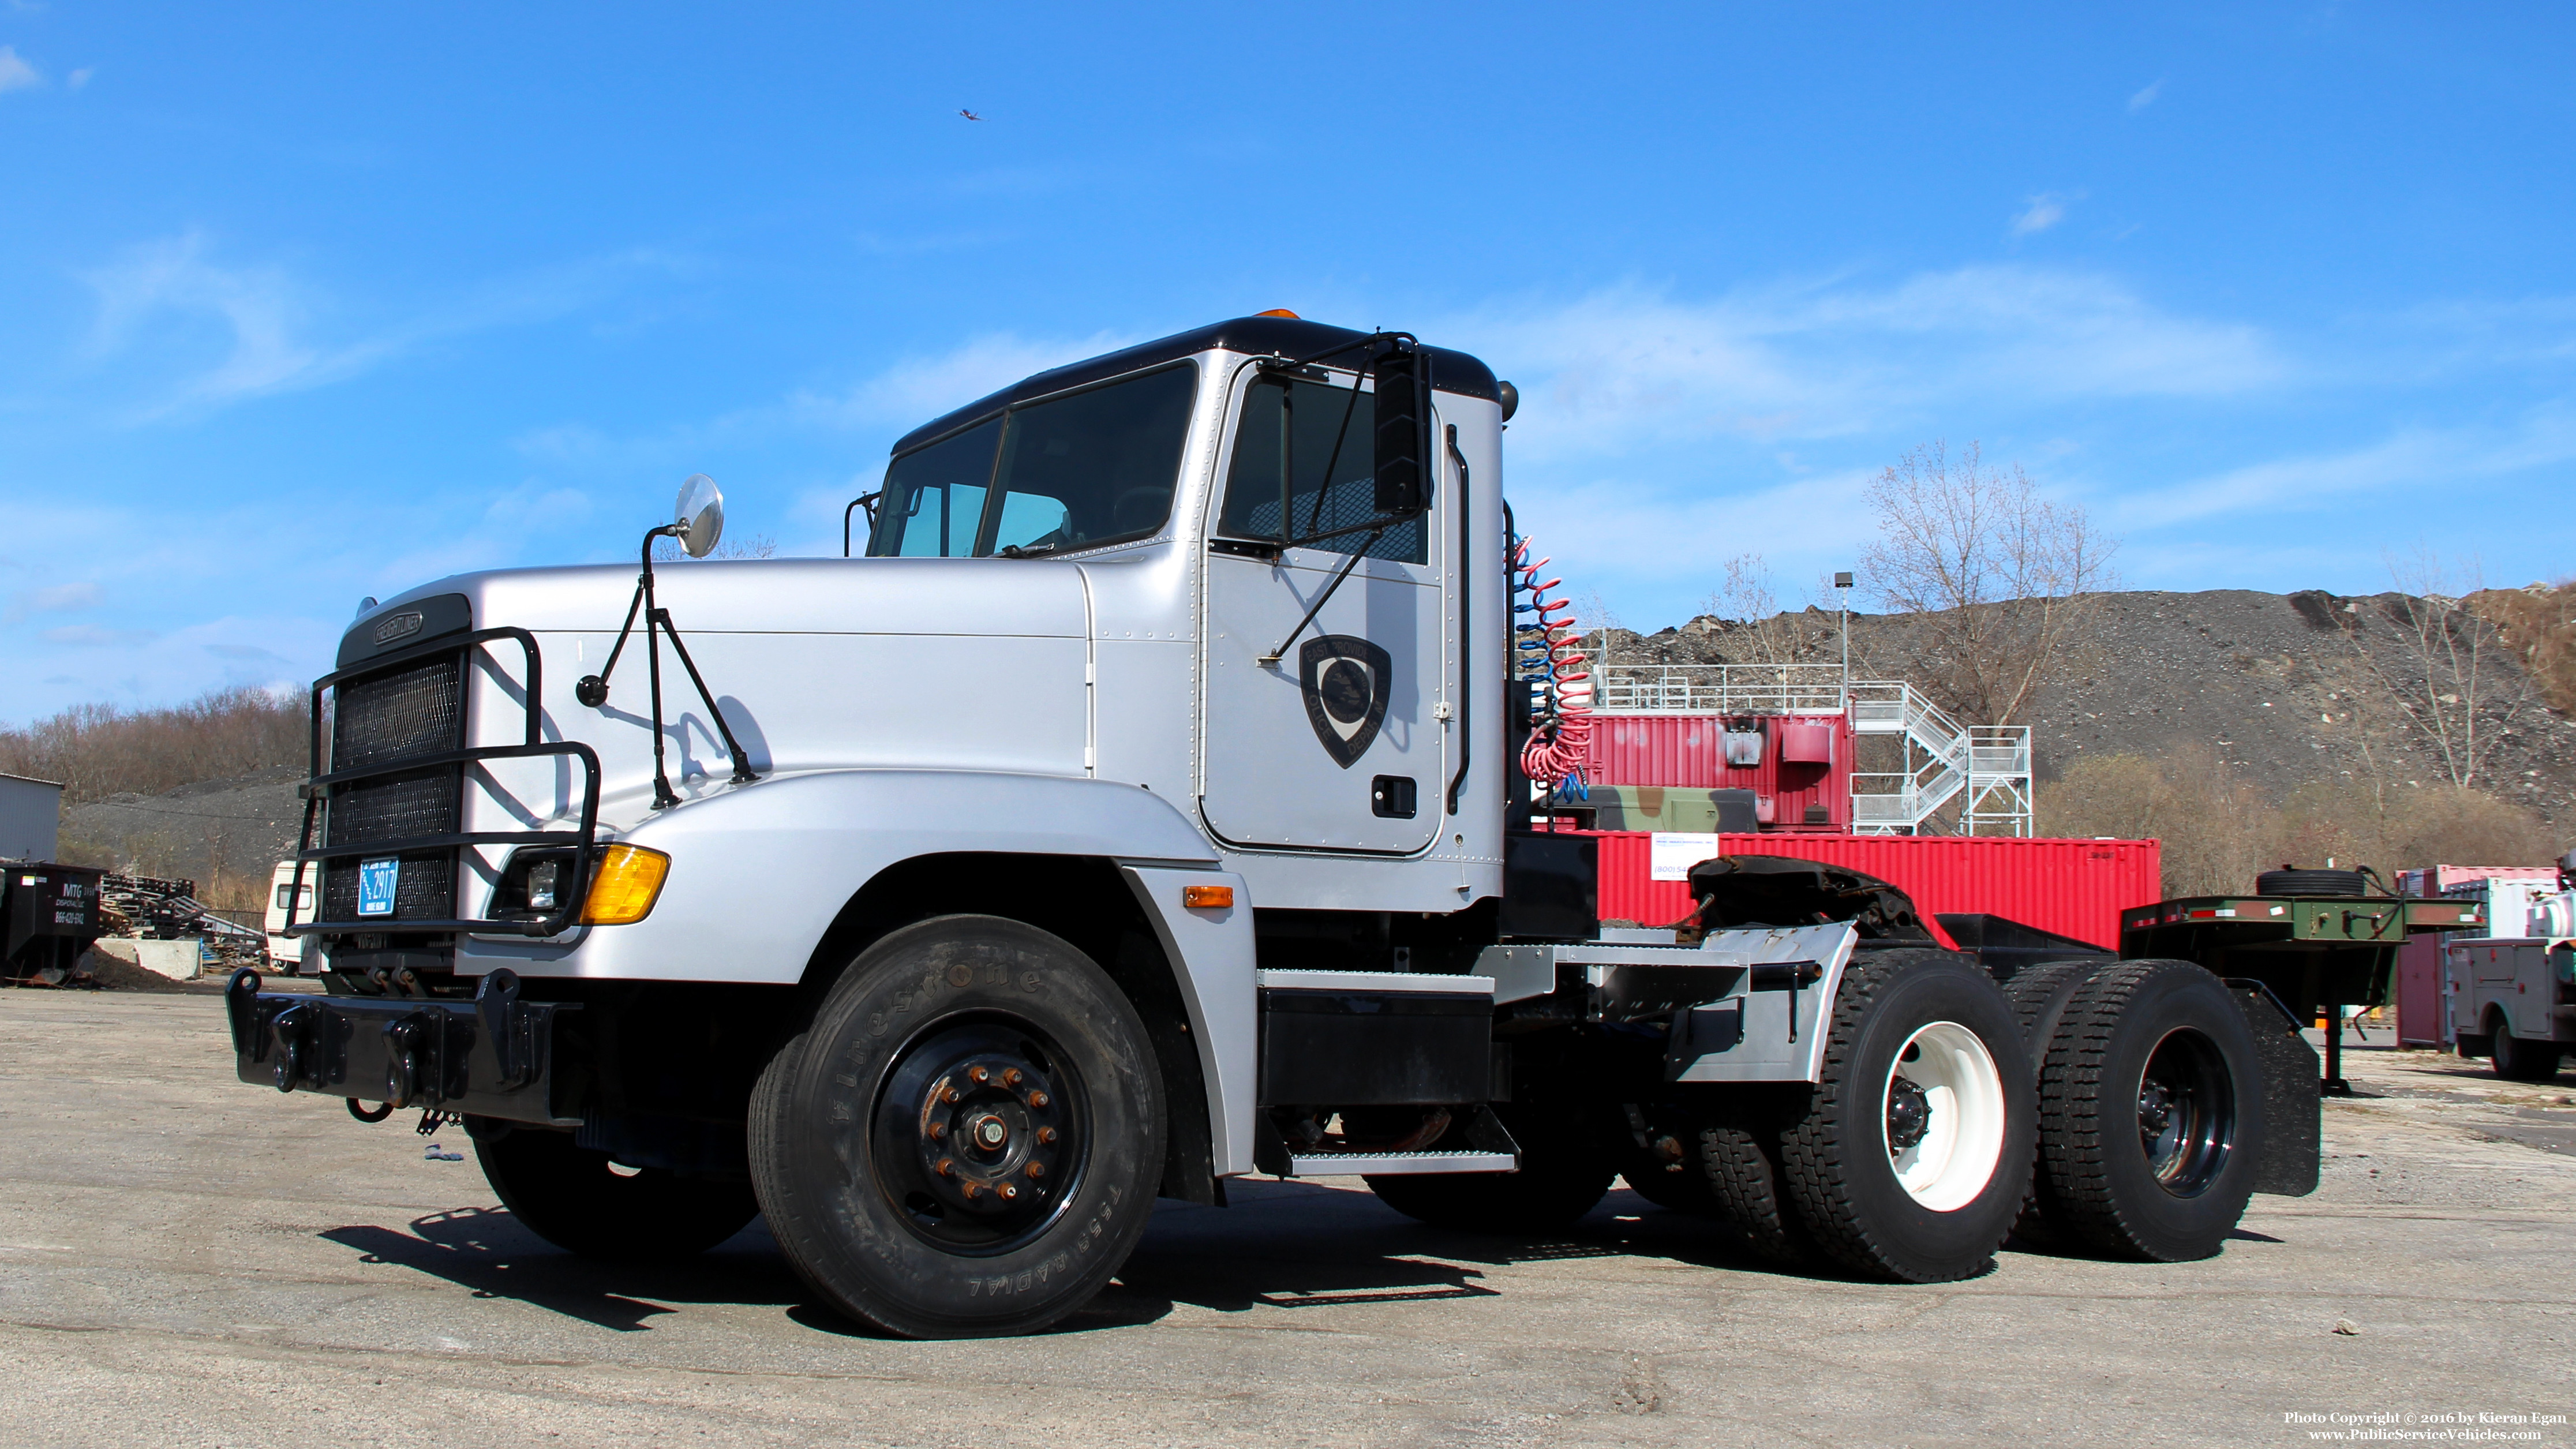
[1774,949,2036,1283]
[474,1128,759,1261]
[748,915,1165,1338]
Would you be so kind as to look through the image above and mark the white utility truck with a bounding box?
[263,859,314,971]
[225,317,2317,1337]
[2448,852,2576,1080]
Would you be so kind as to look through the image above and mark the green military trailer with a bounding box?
[2120,879,2482,1094]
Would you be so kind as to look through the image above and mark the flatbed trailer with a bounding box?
[2120,894,2483,1093]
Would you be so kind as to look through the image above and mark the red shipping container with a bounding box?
[1579,831,2163,952]
[1583,715,1853,829]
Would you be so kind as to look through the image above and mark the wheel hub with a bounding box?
[1885,1076,1932,1154]
[2136,1028,2233,1197]
[873,1021,1080,1250]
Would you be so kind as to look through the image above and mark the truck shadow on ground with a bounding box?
[327,1175,2137,1340]
[320,1207,803,1333]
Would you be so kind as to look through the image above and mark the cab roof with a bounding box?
[889,316,1502,456]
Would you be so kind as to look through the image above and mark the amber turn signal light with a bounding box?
[581,844,671,925]
[1182,884,1233,909]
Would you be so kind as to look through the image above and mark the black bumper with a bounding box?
[224,968,582,1126]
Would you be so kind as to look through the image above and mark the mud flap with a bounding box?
[2226,980,2320,1197]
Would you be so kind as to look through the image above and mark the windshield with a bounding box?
[870,364,1196,557]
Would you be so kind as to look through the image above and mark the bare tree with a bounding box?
[2342,549,2534,789]
[653,532,780,563]
[1859,440,2119,725]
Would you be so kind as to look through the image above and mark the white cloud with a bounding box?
[2114,405,2576,529]
[0,44,40,92]
[1441,269,2285,462]
[66,66,89,89]
[2128,80,2163,113]
[77,233,685,418]
[29,581,100,611]
[43,623,153,647]
[2012,193,2071,236]
[794,330,1135,429]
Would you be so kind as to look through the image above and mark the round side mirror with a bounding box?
[674,473,726,558]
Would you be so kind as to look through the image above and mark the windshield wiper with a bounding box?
[997,542,1057,559]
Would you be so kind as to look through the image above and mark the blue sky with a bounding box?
[3,3,2572,721]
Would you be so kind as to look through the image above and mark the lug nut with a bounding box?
[1026,1162,1046,1179]
[969,1065,990,1084]
[936,1158,956,1177]
[1002,1069,1023,1087]
[1027,1091,1050,1109]
[940,1085,961,1103]
[999,1183,1019,1200]
[961,1182,979,1199]
[1036,1127,1058,1145]
[927,1121,947,1139]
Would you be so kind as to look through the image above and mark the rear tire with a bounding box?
[1695,1109,1814,1267]
[474,1129,758,1261]
[747,915,1165,1338]
[1367,1103,1613,1233]
[2001,959,2110,1240]
[2491,1019,2565,1082]
[2037,960,2264,1261]
[1774,949,2036,1283]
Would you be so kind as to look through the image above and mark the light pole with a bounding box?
[1834,571,1854,702]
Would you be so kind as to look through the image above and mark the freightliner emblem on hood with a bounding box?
[1299,635,1392,769]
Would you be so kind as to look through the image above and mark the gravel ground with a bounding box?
[1,991,2570,1448]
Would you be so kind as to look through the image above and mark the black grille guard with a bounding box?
[283,626,604,941]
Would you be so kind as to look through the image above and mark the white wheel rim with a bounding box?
[1882,1021,2007,1212]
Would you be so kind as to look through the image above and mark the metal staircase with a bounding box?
[1581,657,2034,836]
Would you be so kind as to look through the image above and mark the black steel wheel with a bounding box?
[1772,949,2036,1284]
[748,915,1163,1339]
[2037,960,2264,1261]
[1615,1107,1715,1214]
[474,1128,759,1261]
[2489,1015,2566,1082]
[1366,1103,1613,1233]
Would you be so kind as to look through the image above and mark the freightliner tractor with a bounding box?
[226,315,2324,1338]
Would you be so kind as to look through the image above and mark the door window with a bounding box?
[1217,373,1427,564]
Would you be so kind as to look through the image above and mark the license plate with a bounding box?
[357,858,400,918]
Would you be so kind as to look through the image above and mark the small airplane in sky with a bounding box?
[958,108,983,121]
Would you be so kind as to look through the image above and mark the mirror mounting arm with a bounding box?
[576,521,762,807]
[1257,528,1386,665]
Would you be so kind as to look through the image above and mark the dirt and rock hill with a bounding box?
[1604,586,2576,843]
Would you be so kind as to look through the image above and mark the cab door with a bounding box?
[1199,364,1448,853]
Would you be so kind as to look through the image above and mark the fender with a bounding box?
[455,768,1218,986]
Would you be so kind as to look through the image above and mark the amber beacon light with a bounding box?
[581,844,673,925]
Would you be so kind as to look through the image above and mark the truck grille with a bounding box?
[323,654,462,924]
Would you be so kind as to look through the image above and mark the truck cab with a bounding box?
[226,316,2307,1338]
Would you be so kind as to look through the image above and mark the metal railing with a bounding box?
[1579,649,2034,835]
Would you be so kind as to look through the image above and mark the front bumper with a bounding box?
[223,968,582,1126]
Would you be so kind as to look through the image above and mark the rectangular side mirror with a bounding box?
[1371,346,1429,518]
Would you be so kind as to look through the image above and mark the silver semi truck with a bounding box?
[224,316,2317,1338]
